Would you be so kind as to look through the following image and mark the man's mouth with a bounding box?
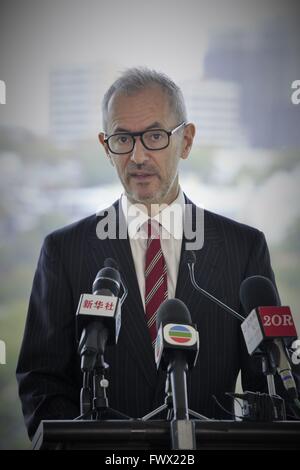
[129,172,156,180]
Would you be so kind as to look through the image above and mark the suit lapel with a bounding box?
[88,200,157,388]
[175,196,225,322]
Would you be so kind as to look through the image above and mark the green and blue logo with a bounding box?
[168,325,192,344]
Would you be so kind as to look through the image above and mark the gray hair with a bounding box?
[102,67,187,133]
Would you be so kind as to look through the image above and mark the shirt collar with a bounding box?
[121,187,185,240]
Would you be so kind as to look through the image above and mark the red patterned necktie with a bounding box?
[145,220,168,347]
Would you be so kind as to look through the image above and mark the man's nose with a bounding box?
[130,137,148,164]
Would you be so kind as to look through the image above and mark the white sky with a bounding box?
[0,0,299,134]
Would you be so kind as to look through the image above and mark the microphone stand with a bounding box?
[142,374,208,421]
[77,353,131,421]
[80,371,92,418]
[92,355,131,420]
[77,318,131,421]
[142,358,210,450]
[142,375,173,420]
[262,342,279,396]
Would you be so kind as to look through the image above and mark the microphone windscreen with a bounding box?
[104,258,119,270]
[182,250,196,266]
[156,298,192,328]
[93,260,121,295]
[240,275,280,314]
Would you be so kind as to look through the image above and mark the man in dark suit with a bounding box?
[17,68,299,439]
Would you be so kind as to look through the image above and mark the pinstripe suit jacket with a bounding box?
[17,195,295,438]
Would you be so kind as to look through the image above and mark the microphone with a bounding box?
[184,251,298,394]
[155,298,199,420]
[76,259,133,420]
[77,258,122,372]
[183,251,245,322]
[184,249,299,419]
[240,275,299,402]
[92,258,121,296]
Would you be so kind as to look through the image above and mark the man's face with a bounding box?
[99,86,195,208]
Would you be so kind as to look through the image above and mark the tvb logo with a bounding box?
[0,79,6,104]
[0,340,6,365]
[291,80,300,105]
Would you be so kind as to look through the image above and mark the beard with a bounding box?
[124,172,178,208]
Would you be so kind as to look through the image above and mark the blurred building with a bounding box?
[181,79,247,147]
[49,63,117,147]
[203,21,300,149]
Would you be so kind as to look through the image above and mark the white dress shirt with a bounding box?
[120,188,185,310]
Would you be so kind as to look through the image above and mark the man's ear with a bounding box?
[181,123,196,160]
[98,132,115,166]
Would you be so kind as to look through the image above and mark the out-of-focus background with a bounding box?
[0,0,299,449]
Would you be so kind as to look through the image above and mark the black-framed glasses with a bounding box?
[104,121,186,155]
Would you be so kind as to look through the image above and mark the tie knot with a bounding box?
[147,219,160,240]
